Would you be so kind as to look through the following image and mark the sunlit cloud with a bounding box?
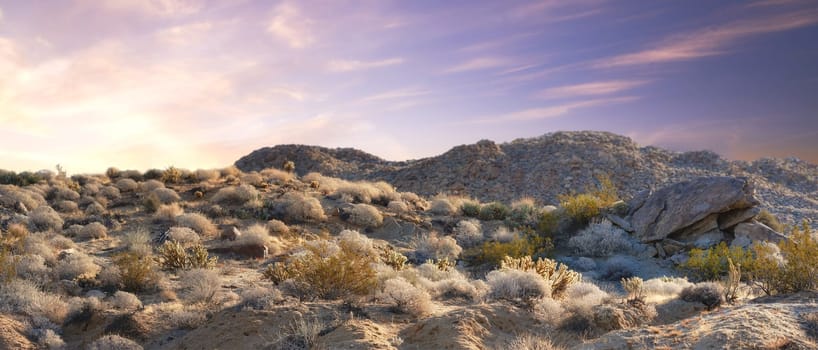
[537,79,650,99]
[87,0,202,17]
[156,22,214,46]
[467,96,639,124]
[0,7,4,22]
[356,88,431,104]
[444,57,513,73]
[326,58,404,72]
[595,9,818,67]
[267,2,314,49]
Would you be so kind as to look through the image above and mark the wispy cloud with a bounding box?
[267,2,314,49]
[326,58,404,72]
[0,7,4,22]
[467,96,639,124]
[156,22,213,45]
[86,0,202,17]
[595,9,818,68]
[356,88,431,104]
[537,79,650,99]
[444,57,512,73]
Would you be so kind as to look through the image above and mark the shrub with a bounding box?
[273,192,326,222]
[179,268,221,304]
[559,193,604,225]
[568,220,633,257]
[80,222,108,240]
[0,170,44,186]
[260,168,293,183]
[115,178,139,192]
[140,179,164,192]
[56,252,100,280]
[267,219,290,235]
[111,291,142,310]
[265,238,378,300]
[453,220,483,247]
[486,269,550,301]
[54,200,79,213]
[154,203,183,222]
[507,334,561,350]
[381,277,434,317]
[50,186,80,201]
[756,209,783,232]
[428,198,457,216]
[167,227,200,246]
[35,328,65,349]
[121,227,152,256]
[28,206,63,232]
[387,200,409,213]
[176,213,217,238]
[345,203,383,228]
[87,335,143,350]
[156,241,217,271]
[240,286,283,310]
[621,277,645,301]
[211,184,258,206]
[195,169,221,182]
[0,279,69,324]
[99,185,121,200]
[240,172,264,186]
[464,230,552,268]
[681,242,755,281]
[150,188,180,204]
[479,202,510,221]
[562,281,610,317]
[773,222,818,293]
[680,282,723,310]
[460,200,481,218]
[85,201,106,216]
[113,251,159,292]
[412,232,463,262]
[14,254,49,282]
[491,226,518,243]
[642,276,693,299]
[507,198,539,229]
[500,255,582,299]
[161,166,183,184]
[0,185,46,210]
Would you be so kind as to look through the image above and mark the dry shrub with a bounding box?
[387,200,409,213]
[99,186,121,200]
[211,184,258,206]
[195,169,221,182]
[87,335,143,350]
[167,227,200,246]
[156,241,217,271]
[15,254,50,282]
[428,198,457,216]
[85,201,106,216]
[274,192,326,222]
[150,188,180,204]
[345,203,383,228]
[508,334,562,350]
[621,277,645,301]
[54,200,78,213]
[0,185,46,210]
[479,202,511,221]
[756,209,783,232]
[111,291,142,311]
[643,276,693,300]
[140,179,165,192]
[121,228,152,257]
[35,328,65,349]
[179,268,222,304]
[260,168,293,183]
[220,166,241,178]
[568,220,634,257]
[412,232,463,262]
[115,178,139,192]
[240,172,264,186]
[381,277,434,317]
[176,213,217,238]
[454,219,483,248]
[680,282,724,310]
[240,286,283,310]
[154,203,183,222]
[79,222,108,240]
[235,224,273,248]
[0,279,69,324]
[500,256,582,299]
[28,206,63,232]
[487,269,550,301]
[113,252,160,292]
[562,282,610,319]
[56,252,100,281]
[267,219,290,235]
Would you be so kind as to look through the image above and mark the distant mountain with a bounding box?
[235,131,818,224]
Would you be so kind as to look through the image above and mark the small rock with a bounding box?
[733,221,786,245]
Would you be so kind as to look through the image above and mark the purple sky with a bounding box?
[1,0,817,172]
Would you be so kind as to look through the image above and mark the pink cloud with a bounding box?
[537,79,650,99]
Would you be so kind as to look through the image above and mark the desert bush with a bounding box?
[50,186,80,201]
[176,213,217,238]
[240,172,264,186]
[756,209,784,232]
[532,297,566,325]
[179,268,221,304]
[170,309,207,329]
[150,188,180,204]
[99,185,121,200]
[211,184,258,206]
[195,169,221,182]
[412,232,463,262]
[273,315,326,350]
[272,192,326,222]
[54,200,79,213]
[387,200,409,213]
[621,277,645,301]
[154,203,183,222]
[260,168,293,183]
[642,276,693,299]
[87,335,143,350]
[0,279,69,324]
[381,277,434,317]
[265,238,378,300]
[115,178,139,192]
[559,193,604,225]
[500,255,582,299]
[428,198,457,216]
[380,248,408,271]
[14,254,50,282]
[240,286,283,310]
[680,282,724,310]
[79,222,108,240]
[113,251,159,292]
[568,220,633,257]
[460,201,481,218]
[28,206,63,232]
[562,281,610,318]
[479,202,511,221]
[599,255,639,281]
[121,228,152,256]
[487,268,551,301]
[345,203,383,228]
[140,179,165,192]
[0,170,44,186]
[233,224,276,253]
[143,168,164,180]
[507,334,562,350]
[156,241,217,271]
[454,219,483,248]
[85,201,106,216]
[111,291,142,310]
[723,258,741,303]
[507,197,539,229]
[56,252,100,281]
[167,227,200,246]
[220,166,241,178]
[464,230,552,268]
[267,219,290,235]
[34,328,65,349]
[681,242,756,281]
[161,166,183,184]
[0,185,47,210]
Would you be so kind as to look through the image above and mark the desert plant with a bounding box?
[28,206,63,232]
[115,178,139,192]
[621,277,645,301]
[113,251,160,292]
[479,202,511,221]
[486,268,550,301]
[500,255,581,299]
[461,201,481,218]
[507,198,539,229]
[464,229,552,268]
[156,241,217,271]
[272,192,327,222]
[381,277,434,317]
[412,232,463,262]
[558,193,604,225]
[680,282,724,310]
[56,252,100,281]
[756,209,784,232]
[111,291,143,310]
[87,335,143,350]
[344,203,383,228]
[167,227,201,246]
[453,219,483,248]
[722,258,741,304]
[507,334,562,350]
[428,198,457,216]
[240,286,283,310]
[681,242,755,281]
[568,220,633,257]
[179,268,221,304]
[161,166,183,184]
[211,184,258,206]
[154,203,183,222]
[79,222,108,240]
[176,213,217,238]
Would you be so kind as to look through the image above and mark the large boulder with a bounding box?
[731,221,786,248]
[630,177,758,243]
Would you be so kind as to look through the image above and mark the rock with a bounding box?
[690,230,726,248]
[592,300,653,332]
[671,213,719,241]
[626,190,652,217]
[630,177,759,243]
[661,239,688,257]
[732,221,786,246]
[718,207,761,230]
[638,244,658,259]
[605,213,633,233]
[655,242,666,258]
[670,252,689,265]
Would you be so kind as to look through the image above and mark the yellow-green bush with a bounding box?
[155,241,217,271]
[681,242,755,281]
[464,229,552,268]
[479,202,510,221]
[114,251,160,292]
[558,174,619,225]
[777,222,818,293]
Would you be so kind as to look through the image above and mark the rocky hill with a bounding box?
[235,131,818,225]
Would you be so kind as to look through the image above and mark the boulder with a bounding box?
[605,213,633,233]
[630,177,758,243]
[718,207,760,230]
[731,221,786,248]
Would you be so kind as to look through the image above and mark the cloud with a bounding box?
[468,96,639,124]
[326,58,404,72]
[0,7,4,22]
[267,2,314,49]
[537,79,650,99]
[88,0,202,17]
[356,88,431,104]
[595,9,818,68]
[156,22,213,45]
[444,57,512,73]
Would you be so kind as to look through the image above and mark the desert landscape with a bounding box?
[1,131,817,349]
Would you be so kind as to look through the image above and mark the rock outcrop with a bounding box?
[629,177,759,243]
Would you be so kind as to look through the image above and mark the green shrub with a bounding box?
[155,241,217,271]
[558,193,604,225]
[0,170,43,186]
[461,202,481,218]
[777,222,818,293]
[537,210,560,237]
[680,242,754,281]
[464,229,552,268]
[506,198,539,229]
[479,202,510,221]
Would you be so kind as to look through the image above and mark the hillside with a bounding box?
[236,131,818,225]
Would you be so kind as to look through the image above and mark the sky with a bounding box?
[1,0,817,173]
